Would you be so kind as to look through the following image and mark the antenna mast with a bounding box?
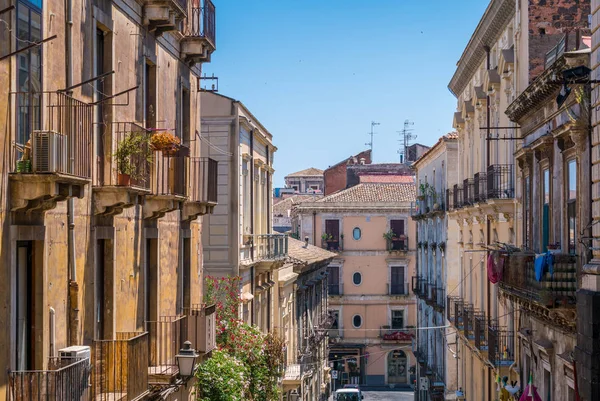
[366,121,380,160]
[397,120,416,163]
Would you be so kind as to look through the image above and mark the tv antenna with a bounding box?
[365,121,380,159]
[397,120,416,164]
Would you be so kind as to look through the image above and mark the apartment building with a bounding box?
[284,167,324,194]
[200,91,288,332]
[277,238,336,401]
[505,44,589,401]
[0,0,218,399]
[445,1,590,400]
[411,133,459,400]
[294,175,417,389]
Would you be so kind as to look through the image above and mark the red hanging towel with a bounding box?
[487,251,503,284]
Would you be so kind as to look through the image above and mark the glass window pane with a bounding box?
[352,227,361,240]
[568,160,577,200]
[543,169,550,205]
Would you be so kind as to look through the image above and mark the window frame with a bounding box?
[391,310,404,330]
[352,271,362,286]
[566,158,577,255]
[352,227,361,241]
[352,314,362,328]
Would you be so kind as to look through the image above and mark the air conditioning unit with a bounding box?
[59,345,91,363]
[32,130,68,173]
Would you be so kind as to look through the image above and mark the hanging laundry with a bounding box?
[487,251,504,284]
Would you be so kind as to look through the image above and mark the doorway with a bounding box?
[16,241,34,370]
[387,350,408,384]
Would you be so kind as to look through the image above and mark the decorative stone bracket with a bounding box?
[182,201,215,221]
[93,187,146,216]
[10,174,87,213]
[143,195,184,220]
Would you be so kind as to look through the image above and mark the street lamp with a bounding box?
[176,341,199,381]
[289,389,300,401]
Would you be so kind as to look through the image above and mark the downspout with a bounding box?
[484,44,493,401]
[250,130,255,325]
[312,211,316,246]
[66,0,79,346]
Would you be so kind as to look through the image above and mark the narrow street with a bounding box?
[331,392,414,401]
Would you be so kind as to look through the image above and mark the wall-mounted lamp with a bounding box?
[176,341,199,382]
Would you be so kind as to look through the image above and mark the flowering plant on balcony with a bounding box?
[150,131,180,153]
[113,132,152,184]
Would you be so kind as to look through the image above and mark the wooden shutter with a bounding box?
[390,220,405,236]
[325,219,340,240]
[391,266,405,286]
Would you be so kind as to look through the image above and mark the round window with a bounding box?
[353,315,362,328]
[352,272,362,285]
[353,227,362,240]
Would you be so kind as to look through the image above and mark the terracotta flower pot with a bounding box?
[117,173,131,186]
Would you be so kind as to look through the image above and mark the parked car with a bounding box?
[335,388,364,401]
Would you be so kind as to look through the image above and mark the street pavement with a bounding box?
[331,391,414,400]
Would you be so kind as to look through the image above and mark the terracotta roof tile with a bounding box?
[273,195,322,216]
[288,237,336,265]
[285,167,324,177]
[316,183,416,203]
[359,175,415,184]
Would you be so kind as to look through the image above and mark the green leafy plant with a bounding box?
[195,349,248,401]
[383,229,396,241]
[321,233,333,241]
[113,132,152,180]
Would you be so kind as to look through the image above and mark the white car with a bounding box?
[335,388,364,401]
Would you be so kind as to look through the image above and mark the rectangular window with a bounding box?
[542,168,550,252]
[568,160,577,255]
[181,87,190,145]
[543,368,551,401]
[145,62,156,128]
[391,310,404,330]
[524,175,531,249]
[390,219,405,236]
[327,266,340,295]
[242,161,251,234]
[390,266,405,295]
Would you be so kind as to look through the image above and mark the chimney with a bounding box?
[304,237,309,248]
[359,158,365,165]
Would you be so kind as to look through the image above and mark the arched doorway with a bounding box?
[387,350,408,384]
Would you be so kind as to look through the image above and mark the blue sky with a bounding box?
[202,1,489,186]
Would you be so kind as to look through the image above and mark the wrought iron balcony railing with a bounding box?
[387,236,408,251]
[328,284,342,296]
[388,282,409,296]
[473,172,487,203]
[92,332,149,401]
[184,0,216,47]
[487,164,514,200]
[462,304,474,340]
[500,252,577,307]
[146,316,186,377]
[435,287,445,310]
[10,91,93,179]
[488,326,515,367]
[379,326,414,342]
[412,276,427,298]
[453,184,463,209]
[462,178,475,206]
[9,357,91,401]
[188,157,218,204]
[246,234,289,261]
[151,149,187,197]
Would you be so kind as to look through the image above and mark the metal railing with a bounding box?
[425,283,436,304]
[389,282,409,295]
[146,316,186,377]
[500,253,577,307]
[463,304,474,340]
[184,0,216,47]
[328,284,342,296]
[473,313,488,351]
[488,326,515,367]
[453,184,463,209]
[92,332,149,401]
[487,164,514,199]
[98,122,152,189]
[473,172,487,203]
[183,304,217,355]
[188,157,218,204]
[412,276,427,297]
[545,31,587,69]
[10,91,93,178]
[463,178,475,206]
[379,326,414,341]
[9,357,91,401]
[387,236,408,251]
[322,236,343,251]
[151,149,187,197]
[247,234,289,261]
[435,287,445,310]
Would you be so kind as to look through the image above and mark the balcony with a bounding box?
[473,172,487,203]
[8,357,91,400]
[453,184,464,209]
[322,236,343,252]
[91,332,149,401]
[94,122,153,216]
[462,304,474,340]
[328,328,342,339]
[328,284,342,296]
[146,316,186,383]
[462,178,475,207]
[500,253,577,308]
[388,282,409,296]
[425,283,436,305]
[446,188,454,211]
[183,304,217,357]
[386,236,408,252]
[412,276,427,298]
[473,313,488,351]
[183,157,218,220]
[180,0,216,64]
[434,287,445,311]
[488,326,515,367]
[446,296,464,327]
[143,0,188,34]
[9,91,92,212]
[144,149,187,219]
[379,326,414,342]
[486,164,514,200]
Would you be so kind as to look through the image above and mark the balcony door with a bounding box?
[390,219,405,236]
[16,241,34,370]
[390,266,405,295]
[325,219,339,241]
[327,266,340,295]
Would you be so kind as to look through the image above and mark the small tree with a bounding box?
[195,349,248,401]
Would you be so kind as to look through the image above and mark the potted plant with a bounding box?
[418,182,430,201]
[150,131,181,154]
[539,289,554,307]
[113,132,153,186]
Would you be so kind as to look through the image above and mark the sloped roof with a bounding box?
[288,237,336,266]
[359,175,415,184]
[413,132,458,168]
[316,182,415,203]
[286,167,324,177]
[273,195,322,216]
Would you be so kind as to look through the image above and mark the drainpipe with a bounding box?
[65,0,79,346]
[250,130,255,324]
[312,211,316,246]
[484,44,493,401]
